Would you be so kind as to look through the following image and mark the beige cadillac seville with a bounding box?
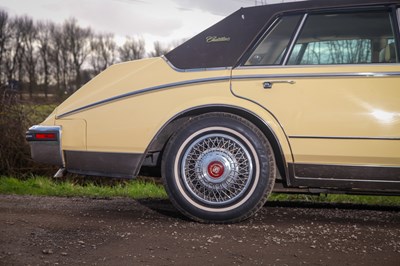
[27,0,400,223]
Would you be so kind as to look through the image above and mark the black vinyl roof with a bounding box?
[164,0,400,70]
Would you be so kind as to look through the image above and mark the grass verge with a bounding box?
[0,176,399,206]
[0,176,167,199]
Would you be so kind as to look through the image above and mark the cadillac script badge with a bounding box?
[206,36,231,43]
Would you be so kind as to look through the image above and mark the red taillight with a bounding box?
[35,133,57,140]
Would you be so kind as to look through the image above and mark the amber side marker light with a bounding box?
[35,133,57,140]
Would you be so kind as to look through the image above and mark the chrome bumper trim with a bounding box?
[26,125,64,167]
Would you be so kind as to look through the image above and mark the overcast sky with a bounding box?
[0,0,297,51]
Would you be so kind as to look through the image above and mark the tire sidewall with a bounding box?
[162,114,274,222]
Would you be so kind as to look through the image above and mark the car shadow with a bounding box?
[265,200,400,212]
[137,197,399,224]
[137,199,191,221]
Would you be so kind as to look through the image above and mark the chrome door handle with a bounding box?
[263,80,295,89]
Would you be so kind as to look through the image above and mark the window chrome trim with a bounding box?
[289,135,400,140]
[162,56,232,72]
[235,62,400,70]
[282,13,308,65]
[397,8,400,31]
[232,71,400,80]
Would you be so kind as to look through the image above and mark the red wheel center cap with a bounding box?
[208,161,224,179]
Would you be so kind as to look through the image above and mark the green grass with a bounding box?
[0,176,167,199]
[0,176,399,206]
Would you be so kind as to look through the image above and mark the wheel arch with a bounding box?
[141,105,290,183]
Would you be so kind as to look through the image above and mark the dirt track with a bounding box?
[0,195,399,266]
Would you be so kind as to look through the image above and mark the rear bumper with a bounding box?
[26,125,64,166]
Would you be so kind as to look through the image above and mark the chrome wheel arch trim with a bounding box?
[144,104,291,182]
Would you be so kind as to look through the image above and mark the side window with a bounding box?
[287,11,398,65]
[245,15,301,66]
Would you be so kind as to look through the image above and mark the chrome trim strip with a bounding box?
[232,72,400,80]
[294,176,400,183]
[58,71,400,119]
[397,8,400,31]
[295,162,400,169]
[235,63,400,69]
[162,56,232,72]
[57,76,230,118]
[288,163,400,189]
[282,13,308,65]
[289,135,400,140]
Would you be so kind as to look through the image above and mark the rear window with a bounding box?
[287,11,398,65]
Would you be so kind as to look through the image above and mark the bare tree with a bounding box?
[63,18,92,92]
[170,38,187,50]
[0,9,187,100]
[49,23,75,97]
[4,16,27,86]
[0,10,11,85]
[20,16,38,98]
[148,41,170,57]
[37,21,53,98]
[49,24,64,94]
[118,37,146,62]
[90,33,117,75]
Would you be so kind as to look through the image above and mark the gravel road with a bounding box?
[0,195,399,265]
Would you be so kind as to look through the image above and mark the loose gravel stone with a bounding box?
[0,195,399,265]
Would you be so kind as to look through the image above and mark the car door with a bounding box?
[231,8,400,189]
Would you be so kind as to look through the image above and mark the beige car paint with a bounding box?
[232,65,400,166]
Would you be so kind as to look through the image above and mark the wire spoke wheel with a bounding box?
[162,113,276,223]
[181,133,253,205]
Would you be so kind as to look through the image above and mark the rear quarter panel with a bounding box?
[53,59,293,166]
